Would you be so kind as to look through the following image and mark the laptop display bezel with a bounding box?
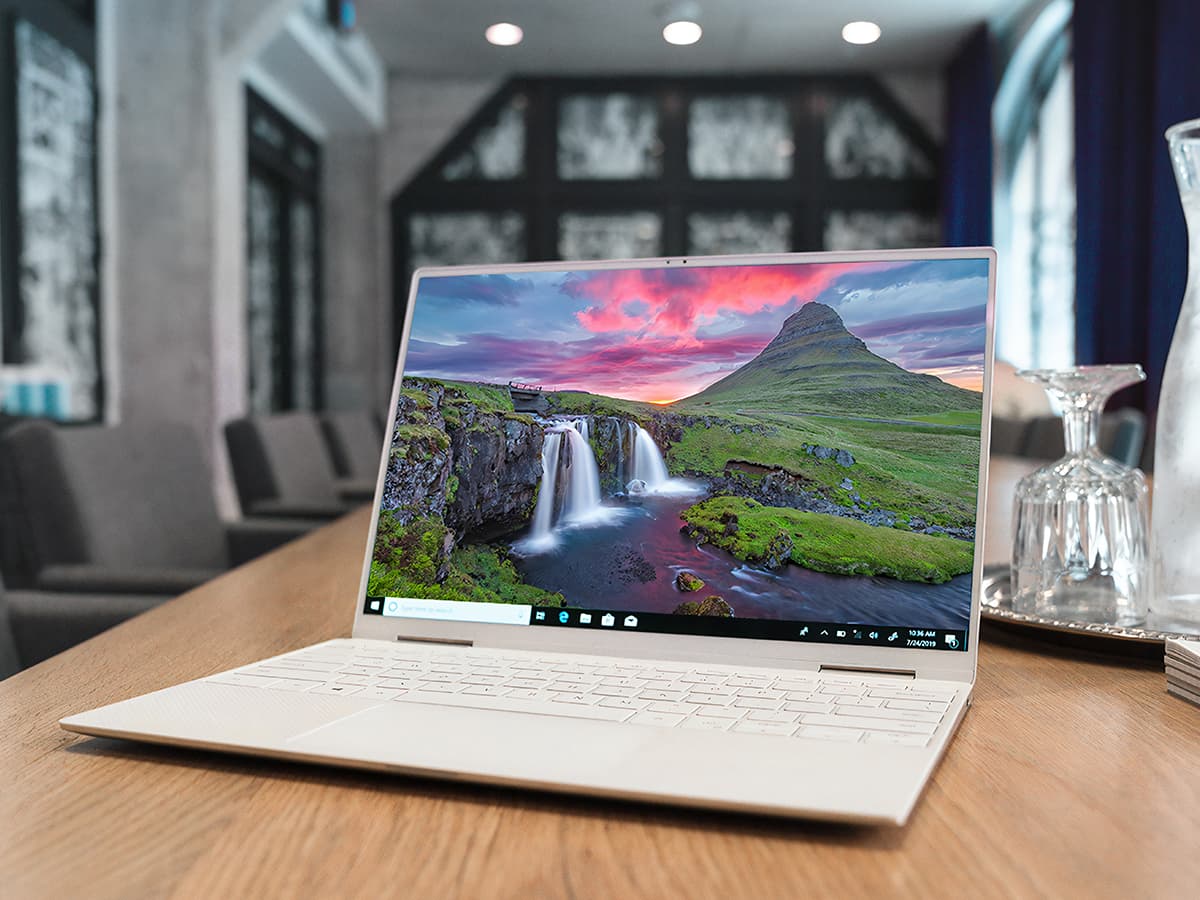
[351,248,994,685]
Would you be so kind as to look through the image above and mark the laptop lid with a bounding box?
[353,249,994,684]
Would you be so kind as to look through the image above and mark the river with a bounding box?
[509,492,972,630]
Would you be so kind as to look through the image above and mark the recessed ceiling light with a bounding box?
[841,21,881,45]
[663,20,702,46]
[485,22,524,47]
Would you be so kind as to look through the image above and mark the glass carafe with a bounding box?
[1012,366,1151,626]
[1150,119,1200,631]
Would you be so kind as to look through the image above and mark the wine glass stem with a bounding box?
[1062,406,1101,455]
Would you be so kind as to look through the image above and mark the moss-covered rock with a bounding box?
[674,570,705,592]
[680,495,973,584]
[673,595,734,616]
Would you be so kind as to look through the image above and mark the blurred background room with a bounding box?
[0,0,1196,674]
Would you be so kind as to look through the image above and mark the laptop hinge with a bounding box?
[819,664,916,679]
[395,635,474,647]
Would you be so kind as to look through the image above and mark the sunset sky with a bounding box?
[404,258,989,402]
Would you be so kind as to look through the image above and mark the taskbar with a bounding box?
[528,606,967,652]
[362,596,967,652]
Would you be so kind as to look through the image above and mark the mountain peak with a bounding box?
[764,302,866,355]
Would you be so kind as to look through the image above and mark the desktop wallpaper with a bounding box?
[368,259,988,633]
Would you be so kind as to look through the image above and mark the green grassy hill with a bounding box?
[681,302,981,419]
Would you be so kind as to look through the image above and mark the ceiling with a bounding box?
[357,0,1023,76]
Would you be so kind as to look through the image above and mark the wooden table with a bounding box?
[3,508,1198,899]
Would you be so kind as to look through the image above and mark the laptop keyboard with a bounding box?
[209,641,961,748]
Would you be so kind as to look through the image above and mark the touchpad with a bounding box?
[287,702,653,784]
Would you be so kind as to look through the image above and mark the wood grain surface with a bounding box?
[2,507,1198,899]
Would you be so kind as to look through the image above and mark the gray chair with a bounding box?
[0,420,312,596]
[225,413,365,518]
[0,575,165,677]
[320,410,384,494]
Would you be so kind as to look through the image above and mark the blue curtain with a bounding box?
[1074,0,1200,410]
[942,25,994,247]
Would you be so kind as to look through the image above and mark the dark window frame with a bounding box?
[0,0,101,420]
[390,74,940,348]
[245,87,324,412]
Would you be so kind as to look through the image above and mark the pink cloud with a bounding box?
[564,263,894,339]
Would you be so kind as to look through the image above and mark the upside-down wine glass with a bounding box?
[1011,365,1151,627]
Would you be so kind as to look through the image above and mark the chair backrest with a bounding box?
[0,577,22,679]
[0,420,229,572]
[225,413,341,510]
[320,411,384,480]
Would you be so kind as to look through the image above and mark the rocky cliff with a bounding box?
[380,380,544,540]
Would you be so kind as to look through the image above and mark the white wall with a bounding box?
[99,0,386,516]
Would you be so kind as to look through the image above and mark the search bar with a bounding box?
[381,596,531,626]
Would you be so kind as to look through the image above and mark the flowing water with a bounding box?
[513,492,971,629]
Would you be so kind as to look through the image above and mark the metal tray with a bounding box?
[981,565,1199,645]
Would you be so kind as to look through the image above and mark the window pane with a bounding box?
[247,176,281,414]
[251,112,286,151]
[1033,62,1075,369]
[558,94,661,180]
[688,96,792,180]
[13,20,99,421]
[823,211,939,251]
[687,212,791,255]
[291,198,318,409]
[557,212,661,260]
[443,94,526,180]
[824,96,933,179]
[409,212,526,268]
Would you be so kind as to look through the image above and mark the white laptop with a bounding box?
[62,248,995,825]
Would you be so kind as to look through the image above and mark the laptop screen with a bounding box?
[363,255,990,653]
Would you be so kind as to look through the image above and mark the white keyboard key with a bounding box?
[551,693,598,705]
[593,685,641,698]
[796,725,864,743]
[376,678,420,690]
[236,675,315,692]
[460,675,506,686]
[681,716,734,732]
[834,695,884,708]
[263,659,341,673]
[629,711,687,728]
[419,672,461,684]
[210,673,281,689]
[679,674,725,685]
[731,720,798,736]
[337,666,382,677]
[639,689,687,702]
[504,677,548,689]
[684,692,734,707]
[746,710,800,724]
[647,701,701,716]
[818,684,866,696]
[247,666,326,682]
[598,697,650,711]
[865,731,930,747]
[733,697,783,711]
[726,676,770,688]
[414,682,462,694]
[801,713,936,735]
[784,691,818,702]
[690,683,736,696]
[834,705,943,724]
[310,683,362,696]
[333,675,375,686]
[736,688,785,700]
[504,688,545,700]
[783,700,834,714]
[885,698,951,713]
[460,685,509,697]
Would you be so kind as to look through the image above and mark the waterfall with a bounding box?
[614,417,625,488]
[562,427,603,521]
[633,426,670,489]
[526,431,563,546]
